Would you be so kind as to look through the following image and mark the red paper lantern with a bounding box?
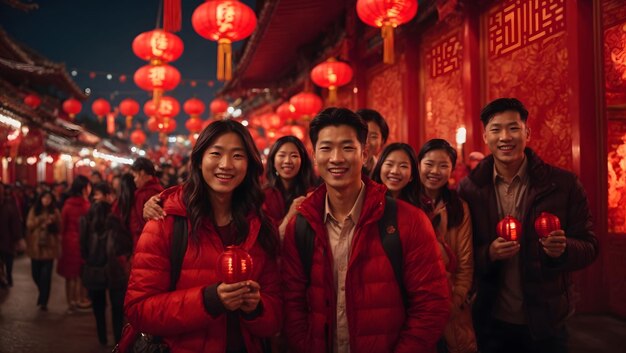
[356,0,418,64]
[184,98,206,118]
[217,246,254,284]
[290,92,323,119]
[281,124,306,141]
[134,64,181,105]
[310,58,353,103]
[132,29,184,63]
[192,0,257,81]
[143,96,180,119]
[62,98,82,118]
[496,215,522,241]
[534,212,561,238]
[262,113,283,130]
[24,93,42,109]
[276,102,296,122]
[130,129,147,145]
[210,98,229,115]
[119,98,140,129]
[146,117,160,132]
[185,117,204,133]
[92,98,111,119]
[159,117,177,134]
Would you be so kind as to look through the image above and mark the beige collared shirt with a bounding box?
[492,156,529,324]
[324,182,366,353]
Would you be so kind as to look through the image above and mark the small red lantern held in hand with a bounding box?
[216,246,254,284]
[534,212,561,239]
[496,215,522,241]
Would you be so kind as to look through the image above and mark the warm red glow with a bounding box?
[496,215,522,241]
[132,29,184,63]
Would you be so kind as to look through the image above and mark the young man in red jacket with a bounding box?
[281,107,450,353]
[458,98,598,353]
[130,157,163,250]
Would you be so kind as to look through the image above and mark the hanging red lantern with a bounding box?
[92,98,111,121]
[310,58,353,103]
[119,98,140,129]
[159,117,177,134]
[217,245,254,283]
[210,98,229,115]
[130,129,147,145]
[143,96,180,119]
[185,117,204,133]
[192,0,257,81]
[276,102,296,122]
[146,117,160,132]
[24,93,42,109]
[356,0,418,64]
[496,215,522,242]
[262,113,283,130]
[134,64,181,106]
[184,97,206,118]
[132,29,184,63]
[534,212,561,239]
[281,124,307,141]
[290,92,323,119]
[63,98,82,118]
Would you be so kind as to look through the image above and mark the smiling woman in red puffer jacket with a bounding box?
[124,120,282,353]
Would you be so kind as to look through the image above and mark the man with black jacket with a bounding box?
[458,98,598,353]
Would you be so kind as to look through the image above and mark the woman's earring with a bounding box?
[275,169,279,176]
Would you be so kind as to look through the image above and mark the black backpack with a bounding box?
[294,196,407,307]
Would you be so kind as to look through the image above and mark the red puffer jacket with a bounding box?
[282,179,450,353]
[130,177,163,249]
[125,186,282,353]
[57,196,90,278]
[262,186,286,228]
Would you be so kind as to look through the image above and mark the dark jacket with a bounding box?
[282,178,450,353]
[125,186,282,353]
[0,195,22,255]
[458,148,598,340]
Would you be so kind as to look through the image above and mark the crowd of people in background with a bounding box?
[0,98,598,353]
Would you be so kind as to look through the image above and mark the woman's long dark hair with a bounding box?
[69,175,90,197]
[80,201,111,237]
[183,120,279,258]
[371,143,420,206]
[117,173,136,228]
[265,136,315,210]
[33,191,57,216]
[417,138,464,229]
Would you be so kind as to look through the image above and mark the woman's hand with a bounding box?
[240,280,261,313]
[217,281,251,311]
[143,195,165,221]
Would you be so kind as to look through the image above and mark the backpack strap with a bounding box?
[169,215,188,291]
[378,196,407,308]
[295,213,315,287]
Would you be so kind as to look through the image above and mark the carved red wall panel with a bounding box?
[604,23,626,106]
[422,13,465,147]
[602,0,626,28]
[607,117,626,234]
[335,85,357,111]
[485,0,571,170]
[366,55,407,143]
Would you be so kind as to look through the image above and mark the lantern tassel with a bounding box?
[126,116,133,130]
[217,39,233,81]
[163,0,181,32]
[328,87,337,104]
[382,23,395,65]
[153,89,163,110]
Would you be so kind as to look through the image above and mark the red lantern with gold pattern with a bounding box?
[496,215,522,242]
[92,98,111,121]
[534,212,561,238]
[146,117,160,132]
[143,96,180,119]
[130,129,147,146]
[159,117,177,134]
[217,245,254,284]
[184,98,206,118]
[356,0,418,64]
[24,93,42,109]
[192,0,257,81]
[210,98,229,115]
[63,98,82,118]
[310,58,353,103]
[185,117,204,133]
[276,102,296,122]
[262,113,283,131]
[134,64,181,105]
[290,92,323,119]
[119,98,140,129]
[132,29,184,63]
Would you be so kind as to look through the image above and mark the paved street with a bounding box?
[0,256,112,353]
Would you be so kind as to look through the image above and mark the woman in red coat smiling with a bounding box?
[262,136,316,241]
[125,120,282,353]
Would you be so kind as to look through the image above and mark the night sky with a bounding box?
[0,0,255,134]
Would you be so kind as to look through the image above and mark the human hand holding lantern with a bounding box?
[535,212,567,258]
[216,246,256,311]
[489,215,522,261]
